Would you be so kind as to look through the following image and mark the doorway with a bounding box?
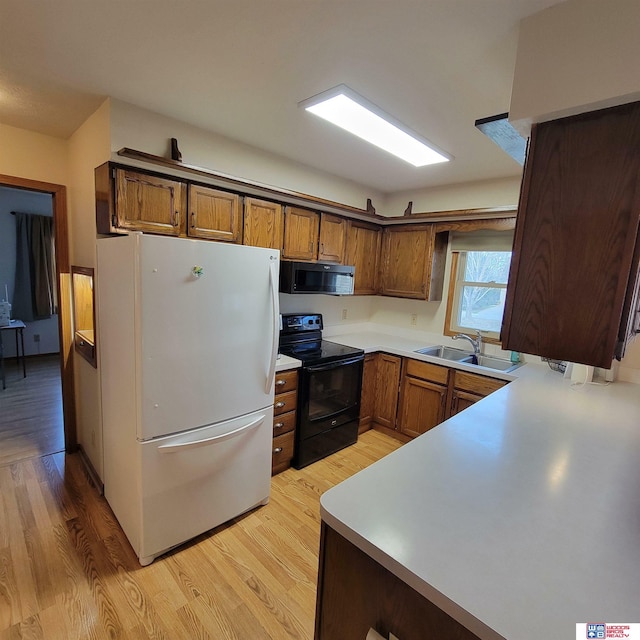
[0,174,76,465]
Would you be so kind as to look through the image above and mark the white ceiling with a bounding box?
[0,0,561,194]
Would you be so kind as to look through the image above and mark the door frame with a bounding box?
[0,174,77,451]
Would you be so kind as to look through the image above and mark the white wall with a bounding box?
[110,99,382,212]
[510,0,640,129]
[0,187,60,357]
[385,176,521,216]
[67,99,111,478]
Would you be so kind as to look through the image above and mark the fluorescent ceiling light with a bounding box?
[300,85,451,167]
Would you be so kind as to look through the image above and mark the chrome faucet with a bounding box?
[453,330,483,356]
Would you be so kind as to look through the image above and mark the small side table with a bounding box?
[0,319,27,390]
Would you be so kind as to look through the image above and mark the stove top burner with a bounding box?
[279,339,363,366]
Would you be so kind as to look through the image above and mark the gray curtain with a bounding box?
[13,212,57,321]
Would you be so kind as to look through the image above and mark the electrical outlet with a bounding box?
[410,313,417,326]
[33,334,40,342]
[342,308,348,320]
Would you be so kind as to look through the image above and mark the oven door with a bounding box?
[299,355,364,440]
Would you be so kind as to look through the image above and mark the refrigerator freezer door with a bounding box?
[138,235,279,440]
[137,407,272,565]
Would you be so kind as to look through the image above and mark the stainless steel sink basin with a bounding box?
[414,345,474,361]
[466,354,522,373]
[415,345,523,373]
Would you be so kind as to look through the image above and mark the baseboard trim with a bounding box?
[77,445,104,494]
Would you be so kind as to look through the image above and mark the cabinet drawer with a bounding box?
[273,410,296,436]
[272,431,295,468]
[405,359,449,385]
[274,390,297,416]
[454,371,507,396]
[274,369,298,394]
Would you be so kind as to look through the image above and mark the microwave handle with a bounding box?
[305,355,363,373]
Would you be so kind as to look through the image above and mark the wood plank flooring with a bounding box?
[0,430,401,639]
[0,355,64,467]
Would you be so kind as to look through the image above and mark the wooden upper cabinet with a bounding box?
[113,168,186,236]
[318,213,346,263]
[243,198,284,250]
[345,220,382,295]
[188,185,242,242]
[502,100,640,368]
[380,224,447,300]
[282,206,319,261]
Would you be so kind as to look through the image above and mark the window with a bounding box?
[445,251,512,341]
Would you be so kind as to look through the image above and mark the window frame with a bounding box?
[444,251,510,344]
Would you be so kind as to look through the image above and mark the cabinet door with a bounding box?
[115,168,186,236]
[319,213,346,263]
[398,375,447,439]
[372,353,401,430]
[283,206,319,261]
[449,390,482,416]
[359,353,377,432]
[188,185,242,242]
[380,224,444,300]
[243,198,284,250]
[502,101,640,368]
[345,220,381,295]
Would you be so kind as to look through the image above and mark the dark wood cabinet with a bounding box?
[315,523,483,640]
[345,220,382,295]
[502,100,640,368]
[448,370,506,416]
[380,224,447,300]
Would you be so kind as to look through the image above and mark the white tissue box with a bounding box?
[0,301,11,327]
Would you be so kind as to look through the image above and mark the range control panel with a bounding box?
[280,313,323,334]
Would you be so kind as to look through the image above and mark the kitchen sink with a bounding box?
[414,346,523,373]
[414,345,474,361]
[465,354,522,373]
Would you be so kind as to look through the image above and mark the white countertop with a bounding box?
[275,353,302,372]
[317,330,640,639]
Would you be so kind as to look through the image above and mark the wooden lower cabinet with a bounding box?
[272,370,298,475]
[398,374,448,439]
[372,353,402,434]
[368,355,508,442]
[315,523,482,640]
[358,353,377,433]
[448,370,506,417]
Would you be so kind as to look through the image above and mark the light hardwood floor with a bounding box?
[0,430,401,639]
[0,355,64,467]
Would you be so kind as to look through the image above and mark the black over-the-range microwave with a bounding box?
[279,260,355,295]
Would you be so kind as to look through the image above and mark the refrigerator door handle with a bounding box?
[157,415,265,453]
[265,258,279,394]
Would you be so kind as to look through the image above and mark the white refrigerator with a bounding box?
[96,232,280,566]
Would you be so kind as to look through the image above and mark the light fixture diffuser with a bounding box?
[300,85,451,167]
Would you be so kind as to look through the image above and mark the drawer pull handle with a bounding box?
[275,401,285,409]
[275,379,286,386]
[273,447,283,454]
[274,422,284,429]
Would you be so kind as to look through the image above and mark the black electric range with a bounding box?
[278,314,364,469]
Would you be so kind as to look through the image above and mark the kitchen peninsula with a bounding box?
[309,330,640,640]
